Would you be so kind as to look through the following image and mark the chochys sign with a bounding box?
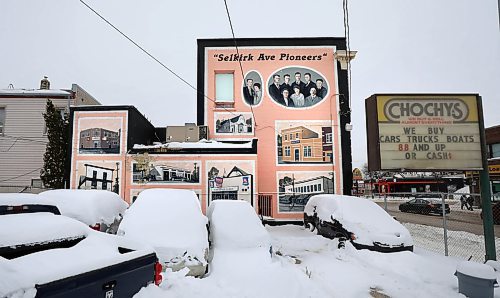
[366,94,484,171]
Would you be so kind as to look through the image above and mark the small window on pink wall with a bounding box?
[215,72,234,103]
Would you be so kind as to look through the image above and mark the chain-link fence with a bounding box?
[366,192,498,262]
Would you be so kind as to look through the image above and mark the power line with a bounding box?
[222,0,258,127]
[0,167,42,183]
[0,134,48,144]
[79,0,241,120]
[342,0,353,114]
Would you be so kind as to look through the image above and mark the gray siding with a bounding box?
[0,91,100,188]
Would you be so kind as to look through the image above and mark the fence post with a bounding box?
[384,193,388,211]
[441,193,449,256]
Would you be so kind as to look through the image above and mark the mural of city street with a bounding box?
[78,117,122,154]
[215,113,253,135]
[132,160,201,184]
[277,171,334,213]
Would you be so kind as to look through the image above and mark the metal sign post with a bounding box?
[478,97,496,260]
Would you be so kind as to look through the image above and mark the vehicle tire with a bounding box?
[315,221,322,236]
[305,222,315,232]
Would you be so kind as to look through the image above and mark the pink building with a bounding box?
[69,38,353,221]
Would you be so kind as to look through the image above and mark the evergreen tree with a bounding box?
[40,100,69,188]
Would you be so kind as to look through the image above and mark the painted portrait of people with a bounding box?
[242,70,264,106]
[267,67,328,108]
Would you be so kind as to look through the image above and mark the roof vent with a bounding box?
[40,76,50,90]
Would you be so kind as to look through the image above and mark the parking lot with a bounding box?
[375,201,500,237]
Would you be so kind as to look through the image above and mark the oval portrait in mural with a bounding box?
[267,67,328,108]
[242,70,263,106]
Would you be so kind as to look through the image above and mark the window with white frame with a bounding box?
[326,132,332,143]
[215,73,234,102]
[303,146,312,157]
[0,107,5,136]
[284,146,291,156]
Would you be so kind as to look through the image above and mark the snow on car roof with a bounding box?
[118,189,208,262]
[207,200,270,249]
[0,213,89,248]
[38,189,128,226]
[309,194,413,246]
[0,193,45,205]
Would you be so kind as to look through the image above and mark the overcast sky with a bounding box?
[1,0,499,168]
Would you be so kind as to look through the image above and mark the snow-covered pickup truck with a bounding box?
[0,204,162,298]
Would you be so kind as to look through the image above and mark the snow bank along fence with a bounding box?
[372,192,496,262]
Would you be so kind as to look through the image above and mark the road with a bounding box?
[375,201,500,237]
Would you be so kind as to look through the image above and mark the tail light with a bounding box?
[350,233,357,241]
[154,262,163,286]
[90,223,101,231]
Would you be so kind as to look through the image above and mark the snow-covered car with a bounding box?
[0,210,160,298]
[304,194,413,252]
[207,200,272,258]
[117,189,209,277]
[38,189,129,233]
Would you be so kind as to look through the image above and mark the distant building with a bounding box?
[281,126,323,163]
[79,128,120,153]
[216,115,251,134]
[0,77,100,191]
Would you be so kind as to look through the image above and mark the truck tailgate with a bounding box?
[35,252,157,298]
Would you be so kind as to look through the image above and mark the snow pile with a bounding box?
[39,189,128,226]
[312,194,413,246]
[207,200,270,250]
[0,258,36,298]
[0,213,88,247]
[118,189,208,265]
[133,139,253,150]
[134,225,493,298]
[457,261,497,280]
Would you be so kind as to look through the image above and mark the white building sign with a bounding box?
[366,95,484,171]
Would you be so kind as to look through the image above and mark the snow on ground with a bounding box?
[402,222,499,262]
[134,224,500,298]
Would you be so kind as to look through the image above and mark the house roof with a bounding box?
[227,166,249,177]
[0,89,72,98]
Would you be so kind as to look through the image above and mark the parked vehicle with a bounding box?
[480,202,500,225]
[0,204,161,298]
[38,189,129,233]
[207,200,272,253]
[304,194,413,252]
[399,198,450,215]
[118,189,209,277]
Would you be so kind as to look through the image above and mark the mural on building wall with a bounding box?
[206,160,254,202]
[242,70,264,106]
[129,188,202,203]
[75,161,121,194]
[132,159,201,184]
[276,120,334,164]
[268,67,328,108]
[215,113,253,135]
[78,117,122,154]
[277,171,334,213]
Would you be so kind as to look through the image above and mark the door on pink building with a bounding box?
[294,149,300,162]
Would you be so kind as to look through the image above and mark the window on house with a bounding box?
[318,184,322,192]
[284,134,288,141]
[492,143,500,158]
[284,146,291,156]
[289,134,293,140]
[0,107,5,136]
[295,132,299,139]
[215,73,234,102]
[326,133,332,143]
[303,146,312,157]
